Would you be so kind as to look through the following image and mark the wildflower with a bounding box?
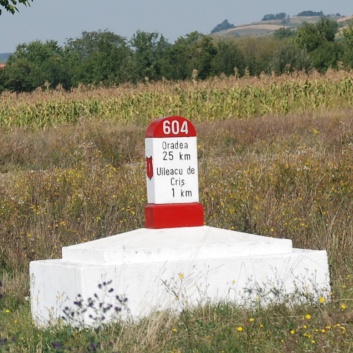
[305,314,311,320]
[290,329,295,335]
[89,342,97,351]
[249,318,255,322]
[319,296,325,304]
[178,273,184,280]
[52,342,62,349]
[341,304,347,310]
[5,309,10,314]
[172,328,178,333]
[237,326,243,332]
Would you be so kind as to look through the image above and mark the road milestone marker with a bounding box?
[30,115,331,328]
[145,116,204,228]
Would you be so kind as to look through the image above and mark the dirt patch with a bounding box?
[231,24,287,31]
[337,15,353,23]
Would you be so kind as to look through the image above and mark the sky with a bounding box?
[0,0,352,53]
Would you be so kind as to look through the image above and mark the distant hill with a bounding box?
[0,53,11,63]
[211,14,353,39]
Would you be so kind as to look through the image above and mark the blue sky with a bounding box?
[0,0,352,53]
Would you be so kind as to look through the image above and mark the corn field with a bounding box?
[1,69,353,129]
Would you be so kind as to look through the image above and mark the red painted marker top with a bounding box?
[144,115,204,228]
[145,116,196,138]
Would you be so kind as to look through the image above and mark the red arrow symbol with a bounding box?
[146,156,153,180]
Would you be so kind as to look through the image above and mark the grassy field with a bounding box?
[1,70,353,352]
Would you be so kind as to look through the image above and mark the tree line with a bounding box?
[1,17,353,93]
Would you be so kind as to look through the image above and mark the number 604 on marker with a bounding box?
[145,116,199,204]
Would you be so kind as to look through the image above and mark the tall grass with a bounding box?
[1,70,353,352]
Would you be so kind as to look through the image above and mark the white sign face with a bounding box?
[145,136,199,204]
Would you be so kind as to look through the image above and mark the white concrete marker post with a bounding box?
[30,115,331,328]
[144,116,204,228]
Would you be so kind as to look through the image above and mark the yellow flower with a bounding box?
[172,328,178,333]
[305,314,311,320]
[5,309,10,314]
[249,318,255,322]
[319,296,325,304]
[290,329,295,335]
[178,273,184,280]
[237,326,243,332]
[312,128,319,135]
[341,304,347,310]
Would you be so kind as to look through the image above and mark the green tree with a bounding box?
[129,31,170,82]
[262,13,286,21]
[294,17,340,72]
[341,19,353,69]
[4,40,69,92]
[273,27,295,40]
[236,37,283,76]
[271,42,311,75]
[296,18,338,52]
[65,30,133,86]
[296,22,323,52]
[165,32,217,80]
[0,0,31,14]
[211,39,245,76]
[310,42,343,72]
[192,35,217,79]
[210,20,234,34]
[316,17,338,42]
[164,32,204,80]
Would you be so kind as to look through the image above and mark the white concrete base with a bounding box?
[30,226,330,327]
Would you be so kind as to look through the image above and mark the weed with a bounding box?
[61,280,128,329]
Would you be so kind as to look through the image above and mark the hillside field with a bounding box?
[212,14,353,38]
